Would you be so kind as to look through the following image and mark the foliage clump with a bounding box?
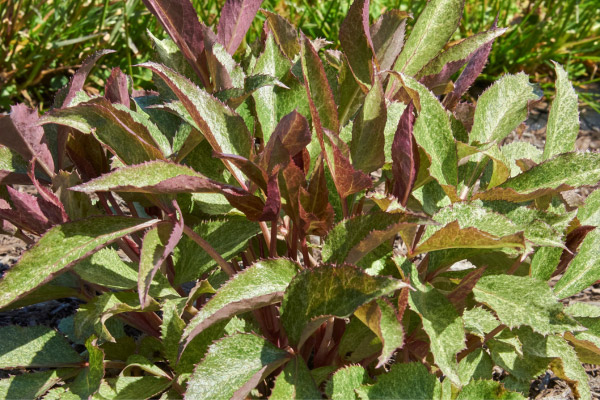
[0,0,599,398]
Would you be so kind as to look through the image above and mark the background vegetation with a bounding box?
[1,0,599,112]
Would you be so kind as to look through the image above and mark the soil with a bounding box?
[0,89,599,398]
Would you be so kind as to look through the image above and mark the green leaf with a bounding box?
[73,248,177,299]
[74,292,159,342]
[462,307,500,338]
[458,348,493,385]
[281,264,407,347]
[122,354,170,378]
[565,302,600,318]
[355,299,404,367]
[98,376,171,400]
[408,263,465,385]
[469,73,541,144]
[112,103,172,157]
[350,78,386,173]
[322,211,430,265]
[476,152,600,202]
[41,98,165,165]
[355,362,441,399]
[578,189,600,227]
[554,228,600,299]
[325,365,369,400]
[339,0,375,89]
[181,258,300,353]
[270,356,322,400]
[472,275,580,335]
[262,10,300,60]
[401,74,458,188]
[0,369,76,400]
[383,100,408,163]
[531,246,562,281]
[185,333,290,400]
[500,142,543,177]
[139,62,252,183]
[543,62,579,160]
[173,217,261,285]
[338,317,381,363]
[487,334,551,381]
[69,335,104,398]
[456,380,525,400]
[0,216,157,309]
[0,325,82,368]
[392,0,463,77]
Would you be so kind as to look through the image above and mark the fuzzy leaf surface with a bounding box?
[473,275,580,334]
[543,62,579,160]
[578,189,600,227]
[370,11,407,72]
[325,365,369,400]
[270,356,321,399]
[281,265,407,347]
[409,264,465,385]
[456,380,525,400]
[0,217,157,309]
[554,228,600,299]
[217,0,263,55]
[355,362,440,399]
[0,369,74,400]
[0,325,82,368]
[185,333,289,400]
[180,259,299,351]
[469,73,541,145]
[339,0,375,89]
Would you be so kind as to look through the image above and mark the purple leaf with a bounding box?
[2,187,54,235]
[213,152,268,191]
[142,0,211,87]
[262,10,300,60]
[370,10,408,72]
[259,171,281,221]
[61,50,115,108]
[260,110,311,173]
[0,105,54,177]
[280,161,307,229]
[299,159,333,236]
[217,0,264,55]
[392,102,419,206]
[105,67,130,108]
[339,0,376,89]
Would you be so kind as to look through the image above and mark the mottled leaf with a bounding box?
[185,333,289,400]
[543,62,579,160]
[355,362,441,399]
[554,228,600,299]
[0,369,75,400]
[262,10,300,60]
[0,325,82,368]
[60,49,115,108]
[370,10,408,73]
[105,67,130,107]
[472,275,580,334]
[456,380,525,400]
[469,73,541,145]
[531,246,562,281]
[325,365,369,400]
[270,356,322,399]
[0,217,157,309]
[458,348,493,385]
[392,102,419,205]
[98,376,171,400]
[181,258,300,353]
[339,0,375,89]
[578,189,600,227]
[69,335,104,398]
[217,0,263,55]
[281,264,407,347]
[408,263,465,385]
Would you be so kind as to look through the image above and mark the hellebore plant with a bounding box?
[0,0,599,398]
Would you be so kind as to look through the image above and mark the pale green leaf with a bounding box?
[487,335,551,381]
[470,73,541,145]
[325,365,369,400]
[0,325,82,368]
[393,0,463,77]
[500,141,543,177]
[554,228,600,299]
[112,103,172,157]
[472,275,580,334]
[462,307,500,338]
[531,246,562,281]
[281,264,407,347]
[173,217,261,285]
[0,216,157,309]
[458,348,493,385]
[383,100,408,163]
[185,333,290,400]
[100,376,171,400]
[270,356,321,400]
[456,380,525,400]
[543,62,579,160]
[355,362,441,399]
[401,74,458,188]
[0,369,75,400]
[0,145,28,175]
[338,318,381,363]
[181,258,300,352]
[578,189,600,227]
[122,354,170,378]
[408,263,465,385]
[565,302,600,318]
[69,335,104,398]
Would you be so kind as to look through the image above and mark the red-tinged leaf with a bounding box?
[217,0,263,55]
[262,10,300,60]
[105,67,130,108]
[553,225,596,278]
[213,152,268,191]
[28,164,69,225]
[392,102,419,206]
[0,104,54,177]
[280,161,307,228]
[299,159,333,236]
[370,10,409,73]
[443,21,499,111]
[259,171,281,221]
[260,110,312,173]
[413,220,525,255]
[446,266,486,309]
[1,188,52,235]
[332,145,373,198]
[60,50,115,108]
[139,201,184,308]
[339,0,376,90]
[142,0,210,87]
[42,98,165,166]
[138,62,252,184]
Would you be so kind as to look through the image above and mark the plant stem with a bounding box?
[183,224,235,277]
[270,218,278,257]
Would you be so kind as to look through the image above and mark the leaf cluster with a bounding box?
[0,0,599,399]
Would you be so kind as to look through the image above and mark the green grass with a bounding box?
[1,0,598,112]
